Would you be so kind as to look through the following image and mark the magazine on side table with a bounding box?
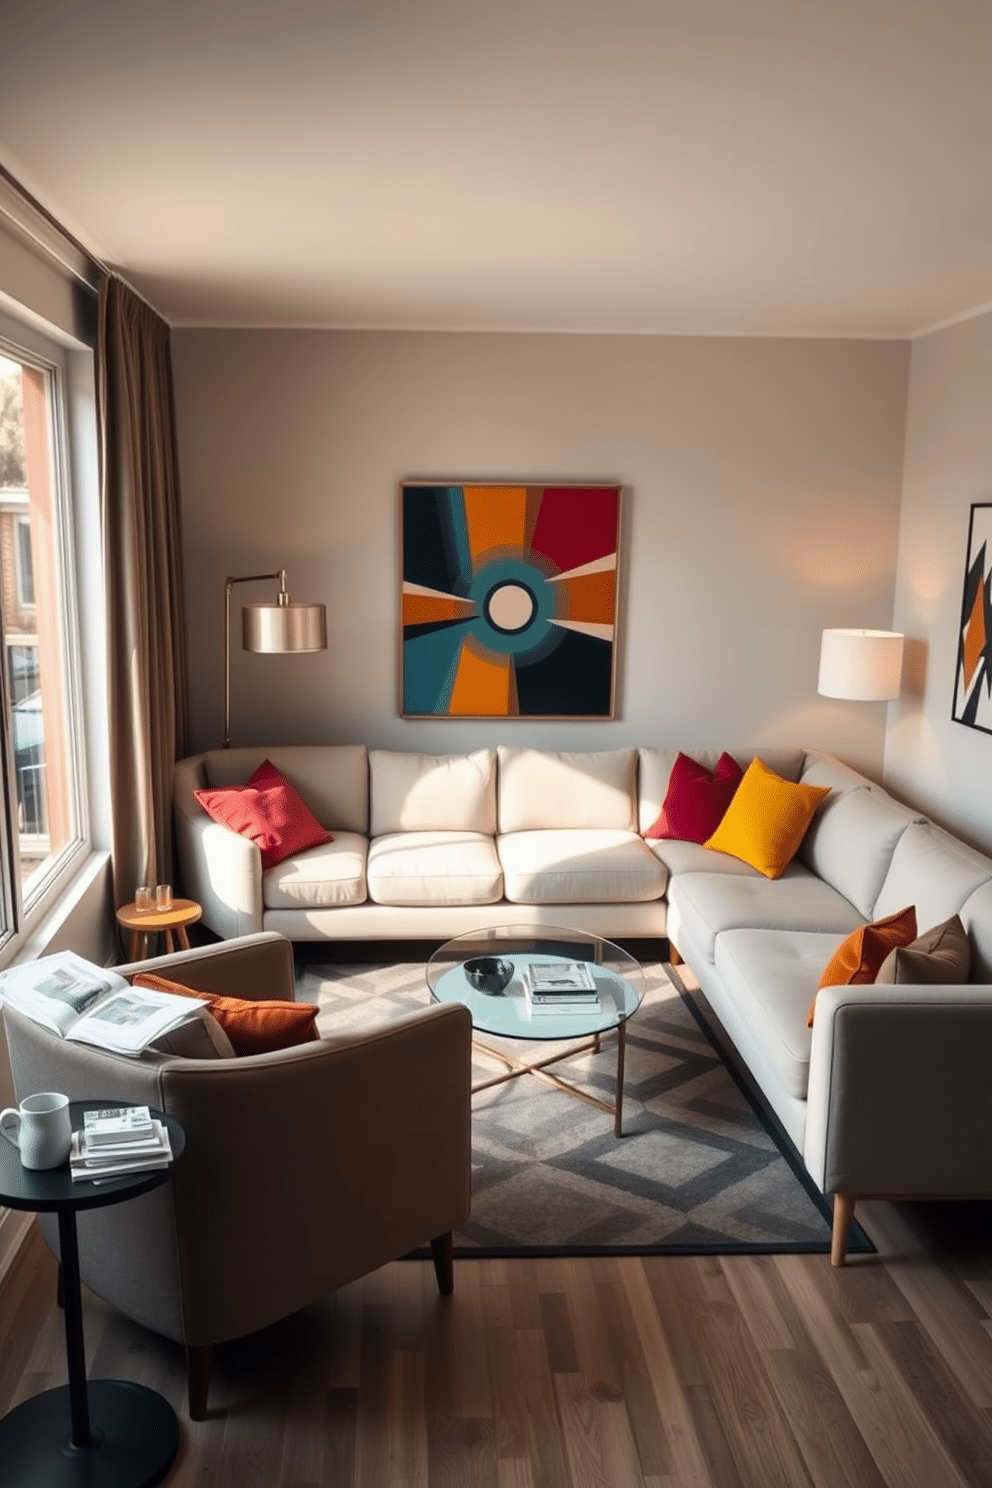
[0,950,219,1057]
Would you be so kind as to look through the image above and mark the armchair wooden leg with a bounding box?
[186,1344,213,1420]
[831,1193,857,1267]
[430,1231,454,1296]
[56,1261,64,1310]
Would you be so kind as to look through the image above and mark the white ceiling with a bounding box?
[3,1,992,336]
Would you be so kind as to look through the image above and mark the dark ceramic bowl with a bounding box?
[462,956,514,995]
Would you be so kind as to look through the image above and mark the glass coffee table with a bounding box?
[427,924,643,1136]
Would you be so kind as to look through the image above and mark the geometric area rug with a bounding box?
[298,958,874,1259]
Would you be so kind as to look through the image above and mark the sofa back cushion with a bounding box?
[203,746,369,834]
[370,749,497,836]
[798,786,920,918]
[873,821,992,931]
[637,747,805,834]
[498,747,637,832]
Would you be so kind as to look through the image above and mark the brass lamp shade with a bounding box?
[243,601,327,653]
[224,568,327,746]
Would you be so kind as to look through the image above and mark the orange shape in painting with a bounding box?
[560,570,616,625]
[448,637,516,716]
[963,580,987,689]
[403,590,476,628]
[463,486,529,566]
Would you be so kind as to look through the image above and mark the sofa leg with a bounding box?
[669,945,683,967]
[831,1193,857,1267]
[430,1231,454,1296]
[186,1344,212,1420]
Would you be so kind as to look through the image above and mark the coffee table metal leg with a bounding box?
[614,1019,627,1137]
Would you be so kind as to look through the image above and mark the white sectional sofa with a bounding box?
[174,741,992,1261]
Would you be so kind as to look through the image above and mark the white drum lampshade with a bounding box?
[817,629,904,702]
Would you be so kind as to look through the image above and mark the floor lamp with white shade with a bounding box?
[817,628,905,702]
[224,569,327,747]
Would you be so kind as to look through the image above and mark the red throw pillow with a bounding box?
[644,752,745,843]
[194,758,333,869]
[132,972,320,1056]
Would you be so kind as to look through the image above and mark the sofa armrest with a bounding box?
[116,931,297,1002]
[804,983,992,1197]
[175,809,264,939]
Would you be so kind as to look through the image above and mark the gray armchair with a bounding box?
[2,932,472,1418]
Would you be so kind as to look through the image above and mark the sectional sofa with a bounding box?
[174,742,992,1260]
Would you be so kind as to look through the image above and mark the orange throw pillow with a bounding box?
[806,905,918,1027]
[132,972,320,1056]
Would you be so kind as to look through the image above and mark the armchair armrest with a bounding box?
[117,931,297,1002]
[804,982,992,1198]
[160,1000,473,1345]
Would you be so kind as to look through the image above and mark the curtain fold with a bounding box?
[98,274,189,906]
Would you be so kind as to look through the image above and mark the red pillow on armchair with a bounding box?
[644,751,744,844]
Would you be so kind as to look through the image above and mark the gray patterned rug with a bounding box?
[298,958,873,1258]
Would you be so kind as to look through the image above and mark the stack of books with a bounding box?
[70,1104,174,1183]
[523,960,601,1016]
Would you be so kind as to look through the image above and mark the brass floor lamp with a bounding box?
[224,569,327,748]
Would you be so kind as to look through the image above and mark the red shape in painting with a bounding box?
[529,487,618,574]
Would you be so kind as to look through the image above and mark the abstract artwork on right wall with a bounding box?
[952,502,992,733]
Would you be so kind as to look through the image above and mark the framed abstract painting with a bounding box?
[400,481,622,718]
[952,502,992,733]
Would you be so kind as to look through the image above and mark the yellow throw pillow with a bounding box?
[704,757,830,879]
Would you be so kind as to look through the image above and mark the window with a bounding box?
[0,338,86,932]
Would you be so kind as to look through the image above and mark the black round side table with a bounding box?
[0,1100,185,1487]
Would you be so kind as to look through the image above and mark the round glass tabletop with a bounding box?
[426,924,643,1041]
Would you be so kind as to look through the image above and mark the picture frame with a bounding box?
[952,501,992,733]
[400,481,622,719]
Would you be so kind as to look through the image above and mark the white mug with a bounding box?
[0,1091,72,1170]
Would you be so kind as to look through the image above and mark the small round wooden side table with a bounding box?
[115,898,202,961]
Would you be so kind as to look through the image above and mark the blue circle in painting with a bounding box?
[467,558,561,658]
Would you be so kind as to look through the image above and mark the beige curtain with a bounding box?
[98,274,189,906]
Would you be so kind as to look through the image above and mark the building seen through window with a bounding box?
[0,351,75,907]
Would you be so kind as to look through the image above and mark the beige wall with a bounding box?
[886,309,992,851]
[172,329,910,775]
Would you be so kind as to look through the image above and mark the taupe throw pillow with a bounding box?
[875,914,970,985]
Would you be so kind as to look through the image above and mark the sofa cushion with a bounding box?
[637,747,806,834]
[960,880,992,982]
[876,914,971,985]
[714,930,845,1100]
[873,821,992,929]
[798,786,919,918]
[644,751,743,843]
[370,749,497,836]
[499,829,667,904]
[203,745,369,833]
[498,747,637,832]
[668,865,864,964]
[644,838,762,878]
[704,759,830,879]
[798,752,873,795]
[366,831,503,906]
[262,831,368,909]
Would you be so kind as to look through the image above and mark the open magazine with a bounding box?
[0,950,215,1057]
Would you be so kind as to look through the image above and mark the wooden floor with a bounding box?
[3,1200,992,1488]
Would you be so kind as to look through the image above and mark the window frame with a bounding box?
[0,312,92,948]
